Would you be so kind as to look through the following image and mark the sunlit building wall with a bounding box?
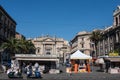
[30,35,70,63]
[70,31,92,56]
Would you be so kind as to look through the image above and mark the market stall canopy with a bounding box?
[70,50,92,59]
[99,56,120,62]
[105,57,120,62]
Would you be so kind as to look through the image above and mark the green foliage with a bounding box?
[17,39,35,54]
[0,38,35,58]
[89,30,102,57]
[109,49,119,56]
[109,52,119,56]
[0,38,19,55]
[89,30,102,45]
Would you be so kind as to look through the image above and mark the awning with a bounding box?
[70,50,92,59]
[16,58,59,61]
[105,57,120,62]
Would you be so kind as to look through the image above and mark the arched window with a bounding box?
[38,49,40,53]
[37,47,40,53]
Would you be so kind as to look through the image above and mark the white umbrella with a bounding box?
[95,58,104,64]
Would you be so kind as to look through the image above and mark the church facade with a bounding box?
[15,35,70,69]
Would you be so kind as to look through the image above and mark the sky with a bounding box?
[0,0,120,41]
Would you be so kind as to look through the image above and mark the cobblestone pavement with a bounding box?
[0,72,120,80]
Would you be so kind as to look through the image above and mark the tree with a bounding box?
[26,40,35,54]
[18,39,35,54]
[89,30,102,57]
[0,38,36,58]
[0,38,19,59]
[17,38,28,54]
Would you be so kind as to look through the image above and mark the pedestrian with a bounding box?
[69,62,72,76]
[34,62,39,70]
[26,63,32,77]
[22,62,26,73]
[105,61,110,73]
[34,67,42,78]
[29,63,32,73]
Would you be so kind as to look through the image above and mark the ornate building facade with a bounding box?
[97,6,120,56]
[70,31,93,56]
[32,35,70,62]
[15,35,70,69]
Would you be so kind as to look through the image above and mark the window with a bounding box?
[116,17,118,26]
[38,49,40,53]
[0,11,2,19]
[82,38,84,41]
[46,49,50,51]
[0,12,3,24]
[62,47,67,49]
[46,49,51,55]
[37,47,40,53]
[81,44,84,48]
[46,52,51,55]
[81,50,84,53]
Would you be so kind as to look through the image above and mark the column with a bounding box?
[116,32,119,42]
[53,44,55,54]
[108,34,110,54]
[99,41,101,56]
[52,44,54,55]
[43,44,45,54]
[117,15,120,26]
[113,17,116,26]
[103,39,105,55]
[54,44,56,55]
[119,31,120,42]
